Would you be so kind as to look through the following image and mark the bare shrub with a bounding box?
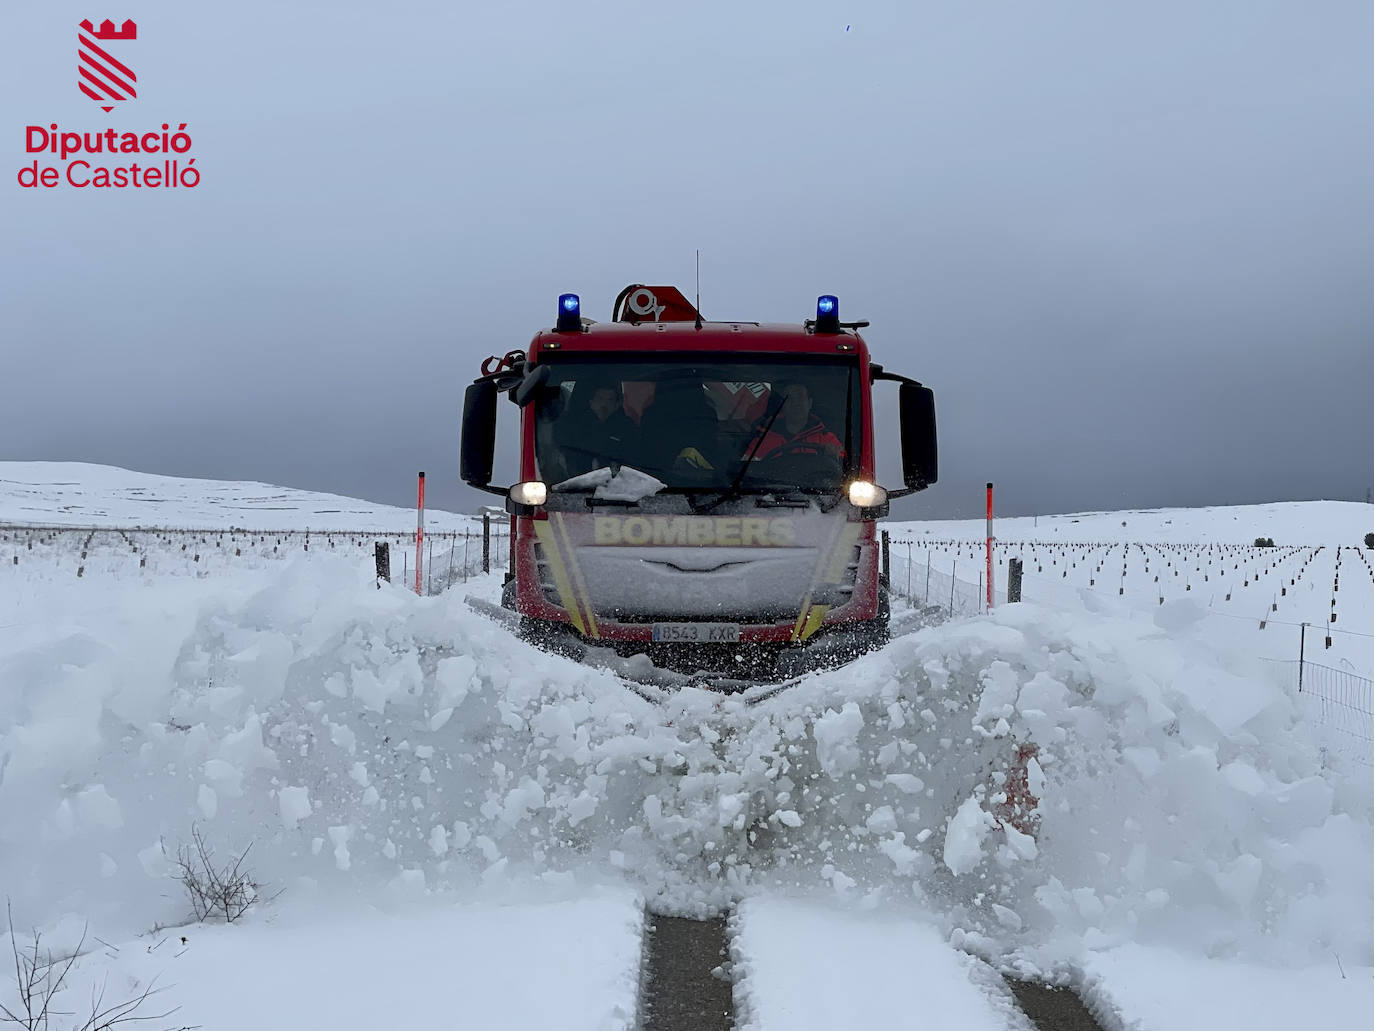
[2,901,185,1031]
[166,827,271,924]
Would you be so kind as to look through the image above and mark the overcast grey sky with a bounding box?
[4,1,1372,519]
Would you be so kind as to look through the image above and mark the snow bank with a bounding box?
[0,892,642,1031]
[3,553,1370,970]
[1084,943,1374,1031]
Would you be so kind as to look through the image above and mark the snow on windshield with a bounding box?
[553,465,667,502]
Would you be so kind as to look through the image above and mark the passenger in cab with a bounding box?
[639,379,721,472]
[555,377,637,477]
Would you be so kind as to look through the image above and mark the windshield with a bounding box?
[533,357,860,492]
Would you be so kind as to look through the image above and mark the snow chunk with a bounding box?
[217,712,279,773]
[329,721,357,754]
[138,841,170,879]
[973,661,1019,735]
[943,795,996,876]
[202,758,244,798]
[75,784,123,830]
[327,824,352,870]
[1214,853,1263,909]
[434,655,477,710]
[196,784,218,819]
[813,702,864,776]
[884,773,925,794]
[1003,823,1038,862]
[1221,761,1267,796]
[1154,597,1206,632]
[450,820,472,850]
[992,904,1023,931]
[865,806,898,835]
[1174,666,1275,735]
[278,785,312,830]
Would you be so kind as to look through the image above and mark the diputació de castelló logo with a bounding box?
[17,17,201,190]
[79,18,137,112]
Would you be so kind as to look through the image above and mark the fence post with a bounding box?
[1008,557,1023,603]
[374,541,390,586]
[1298,622,1306,692]
[986,482,995,610]
[880,530,891,593]
[483,513,491,574]
[414,472,425,596]
[950,559,957,617]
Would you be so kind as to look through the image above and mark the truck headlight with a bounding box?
[510,480,548,506]
[848,481,886,508]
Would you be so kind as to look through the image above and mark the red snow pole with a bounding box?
[986,482,994,611]
[414,471,426,596]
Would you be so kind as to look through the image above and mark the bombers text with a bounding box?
[592,516,796,547]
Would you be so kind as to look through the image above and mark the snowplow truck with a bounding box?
[461,285,937,681]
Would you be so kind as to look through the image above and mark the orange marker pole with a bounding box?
[986,482,994,611]
[415,471,426,596]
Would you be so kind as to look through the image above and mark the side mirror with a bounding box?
[460,379,499,490]
[898,383,938,491]
[513,363,550,407]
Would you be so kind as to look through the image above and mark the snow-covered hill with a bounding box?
[893,498,1374,548]
[0,461,473,532]
[2,470,1372,1029]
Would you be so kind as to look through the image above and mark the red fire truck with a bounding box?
[461,285,937,681]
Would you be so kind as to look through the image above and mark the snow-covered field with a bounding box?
[3,465,1373,1029]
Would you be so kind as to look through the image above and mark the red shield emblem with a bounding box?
[78,18,137,114]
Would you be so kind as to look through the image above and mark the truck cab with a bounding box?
[461,285,937,681]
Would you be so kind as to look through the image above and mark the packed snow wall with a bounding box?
[2,554,1370,967]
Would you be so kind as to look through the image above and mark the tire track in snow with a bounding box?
[1005,978,1109,1031]
[635,906,1106,1031]
[639,912,735,1031]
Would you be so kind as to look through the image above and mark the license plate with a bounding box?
[651,622,741,643]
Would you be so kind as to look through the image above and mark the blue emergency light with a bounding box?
[556,293,581,332]
[815,294,840,334]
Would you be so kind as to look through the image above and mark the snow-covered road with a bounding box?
[732,898,1028,1030]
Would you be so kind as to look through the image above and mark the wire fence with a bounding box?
[418,528,511,596]
[887,541,999,619]
[882,532,1374,768]
[1261,658,1374,765]
[1,522,511,598]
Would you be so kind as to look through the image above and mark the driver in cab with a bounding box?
[745,381,844,465]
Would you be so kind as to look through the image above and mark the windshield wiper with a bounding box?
[695,397,786,514]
